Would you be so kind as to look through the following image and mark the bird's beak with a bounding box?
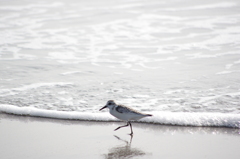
[99,106,107,111]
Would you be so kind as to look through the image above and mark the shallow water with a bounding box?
[0,0,240,126]
[1,114,240,159]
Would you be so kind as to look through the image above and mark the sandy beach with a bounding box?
[1,113,239,159]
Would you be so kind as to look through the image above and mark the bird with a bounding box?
[99,100,152,135]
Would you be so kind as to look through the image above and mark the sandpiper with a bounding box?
[99,100,152,135]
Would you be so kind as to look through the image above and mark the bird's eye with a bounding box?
[109,102,112,105]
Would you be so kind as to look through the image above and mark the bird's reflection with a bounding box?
[104,135,146,159]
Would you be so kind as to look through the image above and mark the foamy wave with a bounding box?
[0,82,73,96]
[0,104,116,121]
[1,105,239,128]
[142,112,240,128]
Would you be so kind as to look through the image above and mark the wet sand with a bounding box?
[0,113,240,159]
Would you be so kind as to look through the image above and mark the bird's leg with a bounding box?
[114,122,129,131]
[129,122,133,136]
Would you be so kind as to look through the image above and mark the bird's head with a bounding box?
[99,100,116,111]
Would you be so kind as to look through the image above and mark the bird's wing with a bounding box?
[116,105,140,114]
[116,106,129,113]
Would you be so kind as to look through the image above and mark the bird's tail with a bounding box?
[146,114,152,116]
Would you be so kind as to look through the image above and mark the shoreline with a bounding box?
[1,113,240,159]
[2,111,240,130]
[1,105,239,128]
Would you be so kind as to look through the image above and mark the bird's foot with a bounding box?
[114,127,119,131]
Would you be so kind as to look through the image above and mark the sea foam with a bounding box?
[0,105,239,128]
